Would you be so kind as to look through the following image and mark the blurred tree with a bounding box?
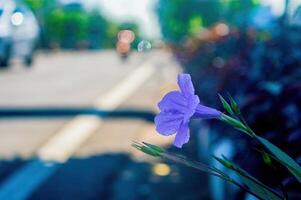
[87,10,107,49]
[60,3,89,49]
[23,0,44,11]
[220,0,260,26]
[23,0,142,49]
[44,7,65,47]
[156,0,259,43]
[103,22,119,48]
[156,0,220,43]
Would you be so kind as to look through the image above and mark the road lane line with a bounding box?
[95,62,155,109]
[0,61,156,200]
[38,62,155,162]
[37,116,100,162]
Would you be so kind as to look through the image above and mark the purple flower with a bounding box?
[155,74,221,148]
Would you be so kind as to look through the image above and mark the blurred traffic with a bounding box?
[116,29,135,60]
[0,0,39,67]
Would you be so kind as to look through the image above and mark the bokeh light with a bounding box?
[152,163,171,176]
[214,23,229,37]
[11,12,24,26]
[137,40,152,52]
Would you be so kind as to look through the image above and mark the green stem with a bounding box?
[220,114,256,137]
[219,114,289,199]
[162,153,267,200]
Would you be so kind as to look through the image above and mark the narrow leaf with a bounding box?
[215,156,282,200]
[228,94,241,115]
[261,151,273,167]
[143,142,165,154]
[219,94,234,115]
[256,136,301,183]
[134,142,278,199]
[220,114,252,136]
[132,142,163,157]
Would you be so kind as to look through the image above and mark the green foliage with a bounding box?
[220,100,301,184]
[156,0,259,43]
[256,136,301,183]
[228,95,241,115]
[218,94,234,115]
[87,10,107,48]
[217,0,259,26]
[24,0,45,11]
[214,156,282,200]
[24,0,57,15]
[104,22,119,48]
[133,142,284,199]
[188,15,203,35]
[132,142,165,157]
[220,114,252,136]
[45,8,65,42]
[261,151,273,167]
[23,0,139,49]
[44,5,90,48]
[156,0,220,42]
[62,8,89,48]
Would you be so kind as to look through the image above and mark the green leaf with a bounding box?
[132,142,164,157]
[256,136,301,183]
[218,94,234,115]
[142,142,165,154]
[215,156,282,200]
[134,142,281,199]
[228,94,241,115]
[220,114,252,136]
[213,156,234,169]
[239,176,281,200]
[261,151,273,167]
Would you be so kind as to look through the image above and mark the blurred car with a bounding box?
[0,0,39,67]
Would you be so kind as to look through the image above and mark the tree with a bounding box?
[156,0,220,43]
[156,0,259,43]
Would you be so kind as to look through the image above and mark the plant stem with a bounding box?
[161,153,277,200]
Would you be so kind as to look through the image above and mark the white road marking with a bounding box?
[37,62,155,162]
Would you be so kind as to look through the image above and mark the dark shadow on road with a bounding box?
[0,107,156,123]
[0,151,210,200]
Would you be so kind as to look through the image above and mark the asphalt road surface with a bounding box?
[0,50,177,158]
[0,50,208,200]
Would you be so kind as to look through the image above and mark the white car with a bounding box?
[0,0,39,67]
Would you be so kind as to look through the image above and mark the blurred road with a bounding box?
[0,50,203,200]
[0,50,178,158]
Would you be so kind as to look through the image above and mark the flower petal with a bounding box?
[186,95,200,112]
[158,91,187,113]
[177,74,195,97]
[182,95,200,123]
[193,104,222,119]
[173,122,190,148]
[155,112,183,135]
